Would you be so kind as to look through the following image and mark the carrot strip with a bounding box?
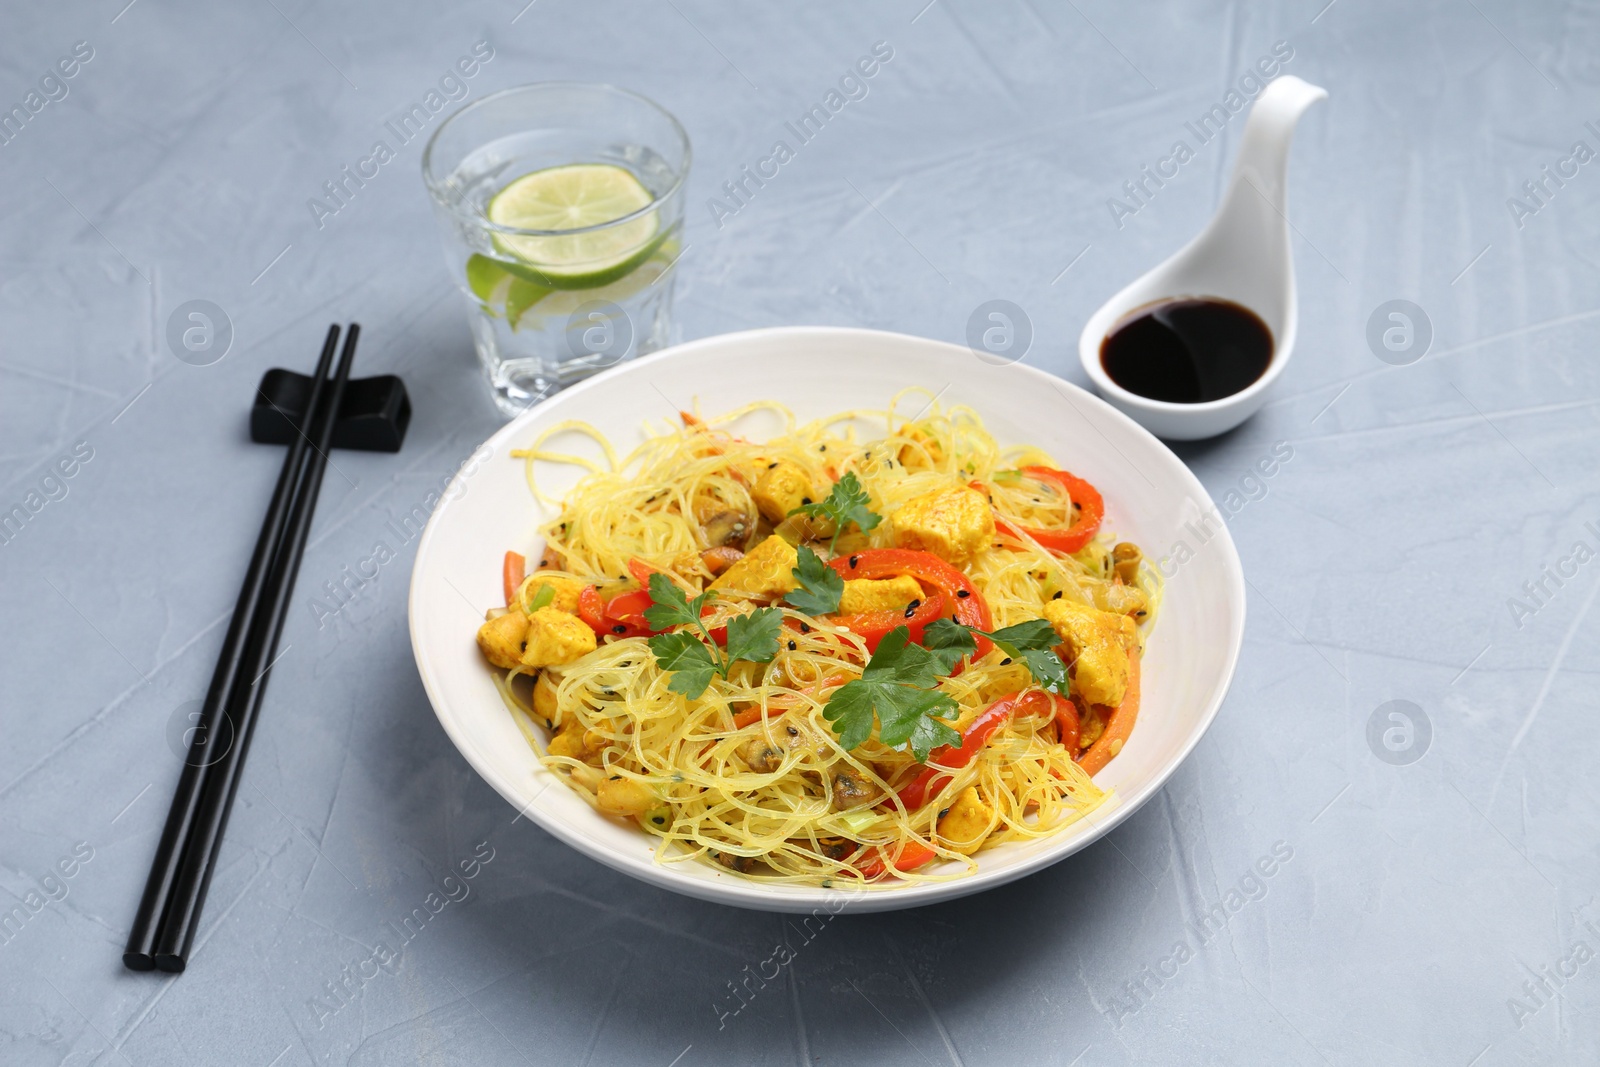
[1076,647,1140,776]
[731,706,774,729]
[503,551,526,606]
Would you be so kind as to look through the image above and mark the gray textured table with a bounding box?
[3,1,1597,1064]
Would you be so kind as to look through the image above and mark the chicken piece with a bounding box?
[596,775,656,817]
[891,484,995,565]
[751,461,815,523]
[1043,597,1137,707]
[937,786,996,855]
[476,612,529,669]
[547,723,605,762]
[839,575,924,615]
[533,671,560,724]
[708,535,799,599]
[518,607,597,669]
[522,575,585,614]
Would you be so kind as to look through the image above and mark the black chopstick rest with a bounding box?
[251,368,410,452]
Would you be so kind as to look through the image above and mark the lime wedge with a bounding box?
[505,276,551,330]
[466,253,514,305]
[488,163,663,290]
[465,253,552,330]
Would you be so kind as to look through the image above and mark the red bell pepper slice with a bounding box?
[988,467,1104,555]
[1051,692,1081,752]
[827,549,993,656]
[603,589,654,630]
[855,839,940,880]
[503,551,526,606]
[577,585,610,635]
[577,585,654,639]
[894,690,1051,810]
[830,591,947,653]
[626,557,664,587]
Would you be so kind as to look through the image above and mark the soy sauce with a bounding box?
[1100,297,1273,404]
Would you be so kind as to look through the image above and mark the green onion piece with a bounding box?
[838,809,880,835]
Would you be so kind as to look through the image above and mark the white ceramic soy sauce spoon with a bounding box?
[1078,75,1327,440]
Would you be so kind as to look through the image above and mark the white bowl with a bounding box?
[408,327,1246,913]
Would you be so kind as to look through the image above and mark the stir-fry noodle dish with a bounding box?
[475,395,1158,886]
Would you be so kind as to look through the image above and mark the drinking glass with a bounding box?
[422,83,690,415]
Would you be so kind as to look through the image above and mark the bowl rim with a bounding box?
[407,325,1246,911]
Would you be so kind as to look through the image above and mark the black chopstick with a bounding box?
[123,325,342,972]
[149,324,361,972]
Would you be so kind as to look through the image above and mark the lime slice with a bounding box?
[488,164,663,290]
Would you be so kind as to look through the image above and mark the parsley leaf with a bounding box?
[822,626,961,760]
[986,619,1061,652]
[644,573,780,695]
[647,631,718,698]
[788,471,882,554]
[784,545,845,615]
[979,619,1069,695]
[1013,648,1067,694]
[922,617,1069,695]
[922,617,977,674]
[642,572,714,631]
[724,607,783,665]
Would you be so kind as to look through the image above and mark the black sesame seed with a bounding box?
[849,556,859,568]
[799,622,811,633]
[1052,591,1063,599]
[938,808,951,820]
[609,774,622,780]
[820,445,827,452]
[1001,657,1013,666]
[800,497,812,506]
[786,726,799,737]
[612,625,627,634]
[904,599,921,618]
[956,589,970,599]
[787,640,797,651]
[768,462,779,469]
